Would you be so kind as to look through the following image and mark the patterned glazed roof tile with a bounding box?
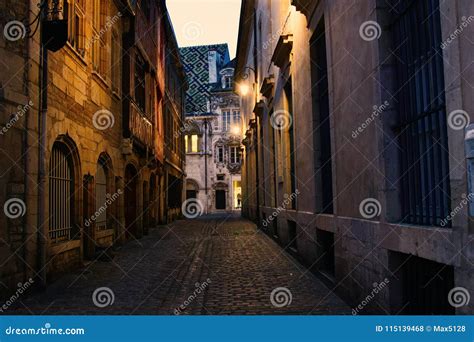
[179,44,230,115]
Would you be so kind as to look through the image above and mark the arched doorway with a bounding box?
[124,164,138,239]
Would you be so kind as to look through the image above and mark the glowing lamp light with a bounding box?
[239,83,250,96]
[231,126,240,135]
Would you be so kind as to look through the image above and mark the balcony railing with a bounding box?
[129,102,154,150]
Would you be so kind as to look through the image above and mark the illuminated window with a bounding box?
[191,135,198,153]
[185,135,189,152]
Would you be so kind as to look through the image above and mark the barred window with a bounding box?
[391,0,451,226]
[49,143,74,242]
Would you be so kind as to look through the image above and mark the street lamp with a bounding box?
[239,84,250,96]
[236,66,256,96]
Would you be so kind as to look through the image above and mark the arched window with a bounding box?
[49,143,74,242]
[95,161,108,230]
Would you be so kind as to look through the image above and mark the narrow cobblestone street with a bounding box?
[12,214,349,315]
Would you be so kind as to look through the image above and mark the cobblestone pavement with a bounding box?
[10,214,349,315]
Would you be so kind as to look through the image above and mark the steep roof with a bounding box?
[179,44,230,116]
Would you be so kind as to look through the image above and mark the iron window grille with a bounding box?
[391,0,451,227]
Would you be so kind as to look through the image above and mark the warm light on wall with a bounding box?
[231,126,240,135]
[239,83,250,96]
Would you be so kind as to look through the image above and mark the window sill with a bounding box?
[92,71,110,90]
[49,239,81,255]
[64,42,87,67]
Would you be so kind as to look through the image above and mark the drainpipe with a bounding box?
[22,0,33,280]
[37,7,48,288]
[204,118,208,213]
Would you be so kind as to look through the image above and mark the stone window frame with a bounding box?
[66,0,86,56]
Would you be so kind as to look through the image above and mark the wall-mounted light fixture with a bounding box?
[42,0,68,51]
[236,66,256,96]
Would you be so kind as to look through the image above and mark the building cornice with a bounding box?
[271,34,294,69]
[235,0,255,84]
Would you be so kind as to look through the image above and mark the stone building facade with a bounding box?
[0,0,186,299]
[180,45,242,214]
[164,17,187,223]
[236,0,474,314]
